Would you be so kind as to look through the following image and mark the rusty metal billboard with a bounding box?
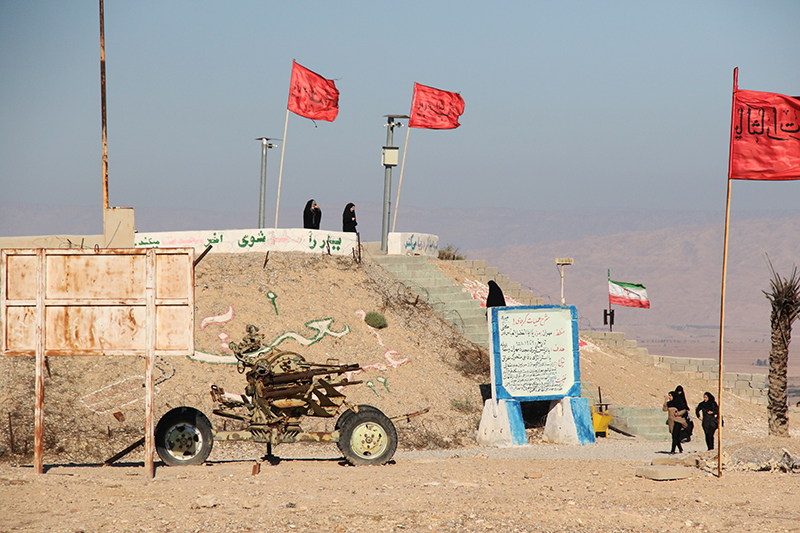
[1,248,194,356]
[0,247,194,477]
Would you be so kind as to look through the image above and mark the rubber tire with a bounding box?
[335,404,381,431]
[155,407,214,466]
[337,408,397,466]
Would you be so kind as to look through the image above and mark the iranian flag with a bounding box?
[609,278,650,309]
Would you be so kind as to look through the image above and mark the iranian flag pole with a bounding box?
[607,270,613,332]
[716,67,738,478]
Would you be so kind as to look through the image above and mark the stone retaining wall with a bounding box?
[580,330,768,406]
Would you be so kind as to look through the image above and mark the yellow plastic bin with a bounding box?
[591,404,613,437]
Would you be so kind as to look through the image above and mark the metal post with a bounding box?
[99,0,108,210]
[555,258,573,306]
[381,117,396,252]
[256,138,278,230]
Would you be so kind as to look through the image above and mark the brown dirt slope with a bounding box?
[0,251,797,466]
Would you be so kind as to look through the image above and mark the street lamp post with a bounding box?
[380,115,408,252]
[256,137,278,229]
[556,258,573,305]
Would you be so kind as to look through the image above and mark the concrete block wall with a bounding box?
[449,259,543,306]
[580,330,768,406]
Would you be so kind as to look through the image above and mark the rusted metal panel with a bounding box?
[1,248,195,356]
[156,305,193,353]
[45,306,147,354]
[46,253,145,300]
[156,253,192,299]
[5,254,36,300]
[1,247,194,478]
[4,306,35,353]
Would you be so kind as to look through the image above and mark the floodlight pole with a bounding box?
[380,115,407,252]
[256,138,278,229]
[556,258,574,305]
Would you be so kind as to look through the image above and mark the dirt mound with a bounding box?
[0,252,488,464]
[1,251,797,465]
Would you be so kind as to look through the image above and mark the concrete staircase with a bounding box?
[370,253,491,347]
[606,406,670,441]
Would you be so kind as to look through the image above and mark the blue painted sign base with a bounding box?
[543,397,597,446]
[505,399,528,446]
[476,399,529,447]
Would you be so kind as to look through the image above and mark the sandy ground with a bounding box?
[2,435,800,533]
[2,251,800,532]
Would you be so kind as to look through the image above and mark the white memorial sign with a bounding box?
[489,305,581,401]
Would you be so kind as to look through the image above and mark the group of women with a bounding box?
[663,386,719,454]
[303,200,358,233]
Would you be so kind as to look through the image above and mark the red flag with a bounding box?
[731,89,800,180]
[287,61,339,122]
[409,83,465,129]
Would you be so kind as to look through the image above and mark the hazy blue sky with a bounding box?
[2,1,800,232]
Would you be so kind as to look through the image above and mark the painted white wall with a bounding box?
[387,232,439,257]
[135,228,359,256]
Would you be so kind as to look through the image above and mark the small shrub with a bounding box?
[364,311,388,329]
[450,397,475,414]
[438,244,464,261]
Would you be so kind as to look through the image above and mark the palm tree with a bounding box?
[763,262,800,437]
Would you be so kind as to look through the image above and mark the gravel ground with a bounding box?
[2,251,800,533]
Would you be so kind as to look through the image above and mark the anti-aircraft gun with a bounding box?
[154,325,411,466]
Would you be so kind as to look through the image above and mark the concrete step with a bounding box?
[380,262,436,273]
[608,406,670,441]
[372,254,428,264]
[408,285,470,298]
[400,276,454,288]
[372,253,537,350]
[429,298,482,312]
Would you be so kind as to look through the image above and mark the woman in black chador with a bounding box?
[485,280,506,308]
[303,199,322,229]
[695,392,719,451]
[342,203,357,233]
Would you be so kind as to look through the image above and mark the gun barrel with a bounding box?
[265,364,361,385]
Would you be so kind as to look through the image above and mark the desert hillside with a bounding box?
[468,214,800,373]
[0,250,795,466]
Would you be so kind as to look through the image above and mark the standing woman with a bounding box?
[342,203,357,232]
[303,199,322,230]
[663,390,688,454]
[672,384,693,442]
[695,392,719,451]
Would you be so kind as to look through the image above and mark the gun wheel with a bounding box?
[155,407,214,466]
[338,408,397,466]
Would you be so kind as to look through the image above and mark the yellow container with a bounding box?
[591,404,613,437]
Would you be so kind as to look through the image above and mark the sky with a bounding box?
[2,1,800,235]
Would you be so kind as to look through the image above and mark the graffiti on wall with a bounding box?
[460,278,521,307]
[190,317,351,364]
[81,376,157,414]
[135,228,358,256]
[387,232,439,257]
[200,305,235,329]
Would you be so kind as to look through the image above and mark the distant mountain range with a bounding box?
[3,202,800,369]
[466,213,800,371]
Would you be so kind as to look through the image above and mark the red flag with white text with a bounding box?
[409,83,465,129]
[287,61,339,122]
[730,89,800,180]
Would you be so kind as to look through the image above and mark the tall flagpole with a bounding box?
[99,0,108,210]
[717,66,738,478]
[274,109,290,229]
[392,126,411,233]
